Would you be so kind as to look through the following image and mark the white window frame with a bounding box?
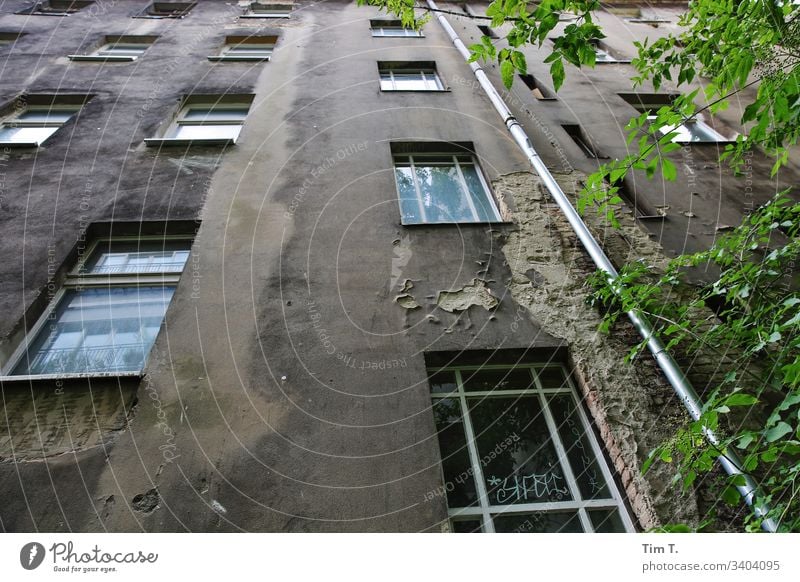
[370,21,423,37]
[241,3,292,18]
[649,115,728,143]
[208,42,275,62]
[1,235,192,380]
[144,101,251,146]
[379,66,444,91]
[429,363,636,533]
[69,41,152,62]
[0,104,82,147]
[393,152,502,225]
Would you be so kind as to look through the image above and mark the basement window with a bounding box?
[241,2,293,18]
[68,35,157,62]
[392,143,501,225]
[17,1,94,15]
[370,19,423,37]
[4,237,192,377]
[208,36,276,62]
[562,124,606,158]
[145,95,253,146]
[0,96,89,147]
[378,62,444,91]
[518,74,556,100]
[428,362,635,533]
[135,2,196,18]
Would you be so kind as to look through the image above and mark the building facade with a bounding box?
[0,0,794,532]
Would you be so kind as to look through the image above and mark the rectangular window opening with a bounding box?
[562,124,605,159]
[426,357,636,533]
[618,93,730,143]
[136,2,196,18]
[209,35,277,61]
[370,19,423,37]
[68,35,157,62]
[518,74,556,100]
[0,94,91,147]
[242,2,293,18]
[145,95,254,147]
[17,1,94,15]
[391,142,502,225]
[4,235,194,377]
[378,61,445,91]
[477,25,497,39]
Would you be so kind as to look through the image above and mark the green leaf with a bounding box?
[661,158,677,181]
[550,58,565,92]
[726,393,759,407]
[500,59,514,89]
[765,422,793,443]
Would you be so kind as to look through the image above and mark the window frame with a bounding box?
[18,0,94,16]
[0,104,82,147]
[370,20,424,37]
[1,235,192,380]
[429,363,636,533]
[240,3,292,18]
[208,40,275,62]
[135,2,196,19]
[648,114,728,143]
[393,151,503,225]
[144,99,252,147]
[378,65,445,92]
[68,38,154,62]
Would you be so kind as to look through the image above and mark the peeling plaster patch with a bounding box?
[395,294,420,309]
[436,279,498,313]
[131,489,160,514]
[211,500,227,514]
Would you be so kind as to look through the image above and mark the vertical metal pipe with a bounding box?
[425,0,777,532]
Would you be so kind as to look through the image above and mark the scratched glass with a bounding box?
[548,394,611,499]
[493,511,584,533]
[468,396,573,504]
[460,368,534,392]
[432,398,479,507]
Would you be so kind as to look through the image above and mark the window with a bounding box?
[17,0,94,15]
[370,19,423,37]
[428,363,635,533]
[591,40,627,64]
[209,36,276,62]
[518,74,556,100]
[241,2,292,18]
[619,93,729,143]
[135,2,196,18]
[378,62,444,91]
[0,96,89,147]
[392,143,502,225]
[0,32,25,48]
[477,25,497,39]
[5,238,191,377]
[144,96,253,146]
[562,124,605,158]
[68,35,156,62]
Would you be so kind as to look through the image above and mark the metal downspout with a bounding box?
[424,0,777,532]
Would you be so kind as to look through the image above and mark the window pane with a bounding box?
[588,509,627,532]
[82,240,191,274]
[461,368,534,392]
[547,394,611,499]
[379,73,394,91]
[415,164,473,223]
[13,286,175,375]
[468,396,573,504]
[17,110,75,123]
[429,370,458,394]
[451,519,482,533]
[0,126,59,144]
[227,46,273,55]
[433,398,479,508]
[537,365,567,388]
[172,124,242,140]
[98,44,148,56]
[394,166,421,224]
[182,108,248,121]
[460,164,499,221]
[493,511,584,533]
[392,73,431,91]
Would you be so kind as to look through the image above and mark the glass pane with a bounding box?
[182,108,248,121]
[547,394,611,499]
[12,286,175,375]
[0,126,58,144]
[537,365,567,388]
[469,396,572,505]
[432,398,479,508]
[493,511,584,533]
[451,519,482,533]
[394,166,421,224]
[379,73,394,91]
[98,44,148,56]
[17,110,75,123]
[461,368,534,392]
[172,124,242,140]
[588,509,627,532]
[429,370,458,394]
[392,73,433,91]
[82,240,191,274]
[227,46,273,56]
[414,163,473,223]
[460,164,498,221]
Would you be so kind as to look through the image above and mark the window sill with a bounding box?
[239,14,290,19]
[595,60,633,65]
[400,220,513,227]
[68,55,137,62]
[144,137,236,147]
[0,371,143,383]
[380,88,451,93]
[207,55,271,62]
